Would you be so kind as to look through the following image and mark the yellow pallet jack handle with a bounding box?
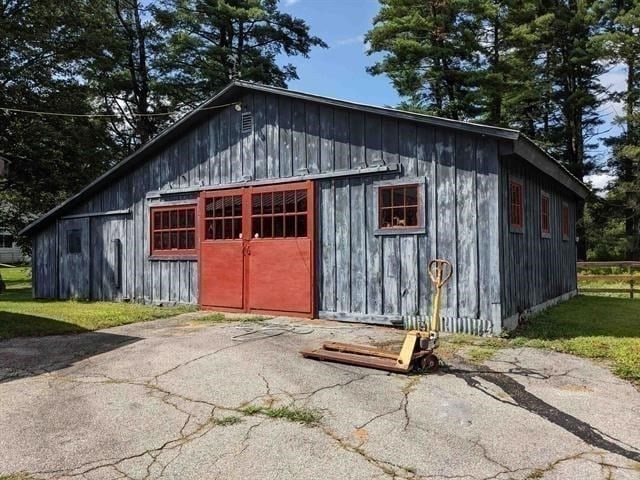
[394,259,453,369]
[428,259,453,332]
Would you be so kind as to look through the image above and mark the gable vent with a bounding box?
[241,112,253,133]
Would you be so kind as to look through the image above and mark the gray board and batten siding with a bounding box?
[26,81,589,334]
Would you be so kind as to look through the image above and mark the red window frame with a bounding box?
[150,205,197,256]
[251,189,309,239]
[378,184,421,230]
[510,178,523,232]
[562,202,570,241]
[203,194,244,241]
[540,191,551,238]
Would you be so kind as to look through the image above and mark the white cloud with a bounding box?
[585,173,615,195]
[283,0,301,5]
[334,35,365,47]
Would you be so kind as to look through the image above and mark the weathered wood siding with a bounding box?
[32,223,58,299]
[499,155,578,324]
[317,127,502,327]
[31,90,501,329]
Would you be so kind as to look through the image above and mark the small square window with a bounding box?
[375,181,425,235]
[67,229,82,254]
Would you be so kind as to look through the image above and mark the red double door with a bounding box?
[199,181,315,316]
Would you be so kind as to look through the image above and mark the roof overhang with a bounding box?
[20,80,589,236]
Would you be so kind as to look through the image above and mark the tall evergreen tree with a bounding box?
[152,0,327,108]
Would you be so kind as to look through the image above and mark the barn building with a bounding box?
[20,81,589,334]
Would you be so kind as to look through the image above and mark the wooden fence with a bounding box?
[577,261,640,298]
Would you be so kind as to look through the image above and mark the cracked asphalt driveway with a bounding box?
[1,314,639,480]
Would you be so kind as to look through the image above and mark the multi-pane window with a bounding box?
[378,185,419,229]
[0,233,13,248]
[204,195,242,240]
[67,229,82,254]
[252,189,308,238]
[510,179,523,231]
[151,206,196,254]
[541,191,551,238]
[562,202,570,240]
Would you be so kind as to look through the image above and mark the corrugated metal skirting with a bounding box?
[403,315,493,336]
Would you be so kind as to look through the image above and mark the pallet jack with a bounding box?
[301,259,453,373]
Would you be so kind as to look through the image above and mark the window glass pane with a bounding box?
[392,208,405,227]
[179,231,187,249]
[393,188,404,207]
[252,217,261,238]
[233,218,242,239]
[263,217,273,238]
[405,207,418,226]
[252,194,261,215]
[162,232,170,249]
[186,209,195,228]
[284,191,296,213]
[205,220,214,240]
[285,215,296,237]
[214,219,223,239]
[233,196,242,216]
[162,211,170,229]
[296,190,307,212]
[214,198,224,217]
[178,210,186,228]
[381,208,392,228]
[381,188,391,208]
[170,231,178,249]
[223,196,233,216]
[273,216,284,237]
[262,193,273,215]
[67,229,82,254]
[154,211,161,228]
[169,211,177,229]
[187,231,195,249]
[274,192,285,214]
[296,215,307,237]
[405,187,418,206]
[223,218,233,239]
[153,232,162,250]
[205,199,213,218]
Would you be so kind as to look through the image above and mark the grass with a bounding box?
[211,415,243,426]
[0,267,194,339]
[240,405,322,425]
[441,295,640,383]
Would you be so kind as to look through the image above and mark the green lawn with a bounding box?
[442,295,640,383]
[0,267,194,340]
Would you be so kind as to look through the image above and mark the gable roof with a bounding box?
[20,80,589,236]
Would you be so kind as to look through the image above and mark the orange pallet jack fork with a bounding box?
[301,259,453,373]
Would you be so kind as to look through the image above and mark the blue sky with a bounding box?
[278,0,400,107]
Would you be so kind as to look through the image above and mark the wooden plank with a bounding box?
[382,236,399,314]
[365,114,382,166]
[333,109,350,170]
[365,178,383,315]
[455,133,478,318]
[230,101,242,182]
[400,236,418,315]
[306,102,320,173]
[266,95,279,179]
[476,137,500,322]
[319,105,334,172]
[190,260,198,304]
[398,121,417,175]
[241,93,255,179]
[292,99,306,174]
[279,96,292,177]
[219,107,231,184]
[382,117,398,165]
[209,114,221,185]
[319,180,336,312]
[435,128,457,318]
[334,179,351,312]
[417,125,434,315]
[170,260,180,302]
[349,110,365,168]
[253,93,267,180]
[350,180,366,313]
